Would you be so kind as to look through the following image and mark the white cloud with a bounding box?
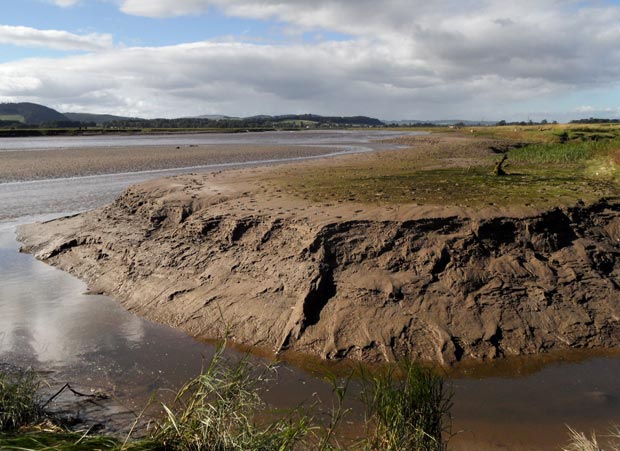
[0,39,584,120]
[4,1,620,120]
[112,1,620,89]
[50,0,81,6]
[574,105,618,114]
[0,25,113,51]
[120,0,210,17]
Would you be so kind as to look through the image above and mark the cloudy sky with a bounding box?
[2,0,620,121]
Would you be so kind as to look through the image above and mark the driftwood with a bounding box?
[493,154,508,176]
[42,383,109,409]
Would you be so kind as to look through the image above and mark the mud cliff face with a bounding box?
[17,174,620,365]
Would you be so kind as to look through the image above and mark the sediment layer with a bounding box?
[18,171,620,364]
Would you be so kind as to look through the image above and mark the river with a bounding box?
[0,130,619,450]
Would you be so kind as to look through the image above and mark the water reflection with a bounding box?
[0,221,144,367]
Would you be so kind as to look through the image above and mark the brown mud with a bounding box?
[17,159,620,366]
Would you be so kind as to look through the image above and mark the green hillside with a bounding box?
[0,103,68,125]
[63,112,139,124]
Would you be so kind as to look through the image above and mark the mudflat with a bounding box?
[17,132,620,365]
[0,143,341,182]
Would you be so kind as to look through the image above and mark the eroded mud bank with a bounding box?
[18,173,620,365]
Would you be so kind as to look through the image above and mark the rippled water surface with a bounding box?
[1,130,619,450]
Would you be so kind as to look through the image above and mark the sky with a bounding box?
[1,0,620,121]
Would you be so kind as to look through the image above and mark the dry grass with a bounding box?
[563,426,620,451]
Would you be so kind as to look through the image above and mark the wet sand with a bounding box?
[0,144,341,182]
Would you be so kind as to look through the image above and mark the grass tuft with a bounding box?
[563,425,620,451]
[361,362,452,451]
[0,348,455,451]
[152,345,311,451]
[0,370,44,432]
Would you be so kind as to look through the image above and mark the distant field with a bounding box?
[274,124,620,208]
[0,114,25,123]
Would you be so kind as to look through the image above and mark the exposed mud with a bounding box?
[17,169,620,365]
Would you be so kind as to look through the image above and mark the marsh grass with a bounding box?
[1,346,458,451]
[277,124,620,207]
[152,346,311,451]
[509,139,620,164]
[0,370,44,432]
[285,165,620,207]
[563,426,620,451]
[360,362,452,451]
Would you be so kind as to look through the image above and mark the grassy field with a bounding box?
[0,115,25,123]
[275,124,620,208]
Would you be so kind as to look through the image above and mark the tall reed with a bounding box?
[360,361,452,451]
[0,370,43,431]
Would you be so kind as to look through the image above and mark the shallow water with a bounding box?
[0,129,406,151]
[0,130,619,450]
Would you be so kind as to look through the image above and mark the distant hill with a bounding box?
[385,119,497,126]
[273,114,383,126]
[192,114,238,120]
[1,102,384,129]
[0,102,68,125]
[102,113,385,129]
[64,112,141,124]
[189,114,383,126]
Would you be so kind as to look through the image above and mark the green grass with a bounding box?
[152,346,311,451]
[0,345,454,451]
[361,362,452,451]
[284,165,619,207]
[275,124,620,208]
[509,139,620,164]
[0,370,44,432]
[0,432,154,451]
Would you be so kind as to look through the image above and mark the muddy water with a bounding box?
[1,131,619,450]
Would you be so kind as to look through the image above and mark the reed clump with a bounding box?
[0,369,44,432]
[0,347,453,450]
[563,426,620,451]
[151,346,311,451]
[360,362,452,451]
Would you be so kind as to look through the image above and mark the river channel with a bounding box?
[1,130,619,450]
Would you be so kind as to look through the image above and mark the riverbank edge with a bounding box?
[15,147,620,367]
